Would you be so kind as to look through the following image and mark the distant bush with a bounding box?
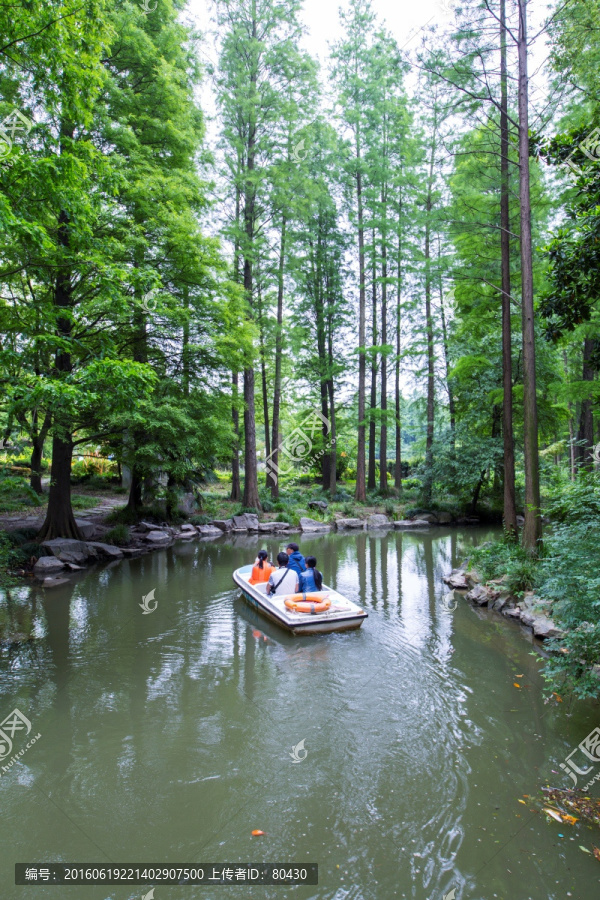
[331,489,352,502]
[105,524,131,546]
[0,476,42,512]
[191,514,212,526]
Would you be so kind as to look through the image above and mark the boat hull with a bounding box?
[233,567,367,635]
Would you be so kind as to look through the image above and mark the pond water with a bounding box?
[0,528,598,900]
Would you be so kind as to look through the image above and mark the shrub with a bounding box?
[341,502,356,517]
[331,489,352,502]
[384,501,396,517]
[190,514,212,526]
[105,525,131,546]
[0,476,42,512]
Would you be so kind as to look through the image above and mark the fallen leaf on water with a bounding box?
[580,846,591,854]
[515,674,523,678]
[518,800,527,805]
[251,830,266,836]
[562,814,578,825]
[543,808,563,823]
[513,683,521,688]
[552,692,563,702]
[594,847,600,863]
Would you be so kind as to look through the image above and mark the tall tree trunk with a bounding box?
[395,232,402,494]
[562,349,576,481]
[368,243,377,491]
[576,337,595,469]
[355,160,367,502]
[269,215,286,498]
[439,282,455,439]
[38,140,81,542]
[423,181,435,507]
[241,12,261,511]
[500,0,518,538]
[256,270,271,461]
[27,410,51,494]
[379,235,388,494]
[182,284,190,398]
[517,0,542,550]
[231,371,241,501]
[326,265,337,496]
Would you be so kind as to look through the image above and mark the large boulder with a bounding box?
[308,500,328,512]
[366,514,391,529]
[394,519,430,529]
[196,524,222,537]
[180,523,197,533]
[466,584,498,607]
[232,514,259,532]
[258,522,291,532]
[437,512,453,525]
[531,615,564,639]
[212,519,233,532]
[86,541,124,559]
[415,512,438,524]
[74,519,96,539]
[42,538,89,559]
[34,556,66,575]
[443,569,470,590]
[300,517,332,533]
[142,531,171,545]
[335,518,365,530]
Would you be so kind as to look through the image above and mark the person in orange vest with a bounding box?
[249,550,275,585]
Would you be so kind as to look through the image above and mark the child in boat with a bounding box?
[285,542,306,577]
[298,556,323,593]
[267,552,299,596]
[249,550,275,585]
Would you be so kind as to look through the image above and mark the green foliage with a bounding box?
[190,515,212,526]
[0,476,42,511]
[104,525,130,546]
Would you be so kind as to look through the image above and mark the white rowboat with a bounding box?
[232,565,368,635]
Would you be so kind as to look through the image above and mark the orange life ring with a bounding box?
[284,593,331,614]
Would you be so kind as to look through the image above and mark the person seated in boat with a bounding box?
[298,556,323,593]
[285,542,306,577]
[267,552,299,596]
[249,550,275,585]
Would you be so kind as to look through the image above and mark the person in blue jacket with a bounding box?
[298,556,323,593]
[285,542,306,578]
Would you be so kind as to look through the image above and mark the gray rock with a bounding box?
[437,512,453,525]
[504,607,523,618]
[492,591,516,612]
[394,519,430,529]
[121,548,145,557]
[42,538,89,558]
[74,519,96,539]
[466,584,498,607]
[212,519,233,532]
[85,541,124,558]
[443,570,470,590]
[174,531,196,540]
[416,512,438,524]
[335,518,365,530]
[34,556,66,574]
[531,615,564,639]
[142,531,171,544]
[196,525,223,536]
[58,551,88,565]
[258,522,291,532]
[300,517,332,532]
[180,523,197,533]
[516,515,525,527]
[366,514,391,529]
[231,513,259,532]
[308,500,328,512]
[138,521,165,533]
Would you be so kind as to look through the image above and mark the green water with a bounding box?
[1,528,598,900]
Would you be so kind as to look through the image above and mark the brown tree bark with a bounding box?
[269,215,286,498]
[517,0,542,550]
[379,234,388,494]
[576,337,595,469]
[355,158,367,502]
[423,182,435,508]
[231,370,241,501]
[500,0,518,538]
[368,244,378,491]
[395,233,402,494]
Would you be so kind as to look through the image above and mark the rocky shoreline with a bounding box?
[27,510,475,587]
[443,568,564,640]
